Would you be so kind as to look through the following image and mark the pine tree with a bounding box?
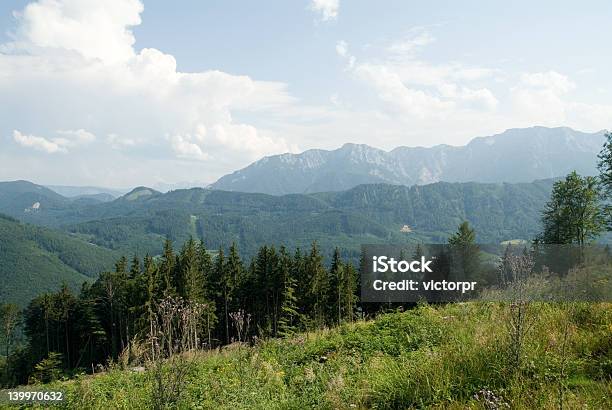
[196,241,217,347]
[142,254,158,329]
[329,248,343,325]
[341,263,358,323]
[177,238,202,302]
[0,304,20,359]
[212,248,232,344]
[448,221,480,282]
[225,243,244,303]
[197,241,214,298]
[305,241,329,328]
[278,247,299,337]
[158,239,177,297]
[129,255,141,280]
[413,243,424,260]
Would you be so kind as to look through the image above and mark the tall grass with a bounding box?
[33,302,611,409]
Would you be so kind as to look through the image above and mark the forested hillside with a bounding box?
[0,179,556,260]
[0,214,119,306]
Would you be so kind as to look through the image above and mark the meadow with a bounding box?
[23,301,611,409]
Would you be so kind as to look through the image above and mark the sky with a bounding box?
[0,0,611,189]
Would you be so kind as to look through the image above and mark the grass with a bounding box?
[20,302,612,409]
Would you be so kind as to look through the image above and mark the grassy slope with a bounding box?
[0,215,119,306]
[43,302,611,409]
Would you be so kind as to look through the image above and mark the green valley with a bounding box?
[0,214,119,306]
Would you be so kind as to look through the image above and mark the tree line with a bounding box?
[1,239,362,385]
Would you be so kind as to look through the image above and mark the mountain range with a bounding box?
[211,127,605,195]
[1,125,607,305]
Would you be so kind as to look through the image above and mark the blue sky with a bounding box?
[0,0,610,188]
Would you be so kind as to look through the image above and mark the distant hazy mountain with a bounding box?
[211,127,605,195]
[46,184,126,199]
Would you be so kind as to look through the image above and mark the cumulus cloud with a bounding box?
[13,128,96,153]
[386,32,435,56]
[519,71,575,93]
[346,31,500,120]
[335,40,355,69]
[310,0,339,21]
[335,40,348,57]
[170,134,209,161]
[57,129,96,144]
[509,70,612,130]
[6,0,143,63]
[13,130,66,153]
[1,0,296,171]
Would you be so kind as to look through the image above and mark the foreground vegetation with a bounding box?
[22,302,609,409]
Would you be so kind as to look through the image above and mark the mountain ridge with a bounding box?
[210,126,606,195]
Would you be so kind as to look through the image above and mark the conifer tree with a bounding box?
[158,239,177,297]
[0,304,20,360]
[448,221,480,282]
[341,263,358,323]
[278,246,299,337]
[177,238,201,301]
[212,248,232,343]
[278,274,299,337]
[329,248,343,325]
[305,241,329,327]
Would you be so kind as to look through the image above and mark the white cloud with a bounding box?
[13,130,66,153]
[336,33,610,137]
[170,134,209,161]
[7,0,143,64]
[335,40,355,69]
[510,71,612,130]
[519,71,575,94]
[347,31,500,120]
[335,40,348,57]
[57,129,96,144]
[310,0,339,21]
[354,64,455,118]
[386,32,435,56]
[13,128,96,153]
[107,133,136,149]
[1,0,296,171]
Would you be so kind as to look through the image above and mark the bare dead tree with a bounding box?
[501,251,537,371]
[229,309,251,343]
[146,296,207,409]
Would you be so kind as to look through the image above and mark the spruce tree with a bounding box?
[212,248,232,344]
[305,241,329,328]
[329,248,343,325]
[278,247,299,337]
[341,263,358,323]
[448,221,480,282]
[178,238,202,302]
[158,239,177,297]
